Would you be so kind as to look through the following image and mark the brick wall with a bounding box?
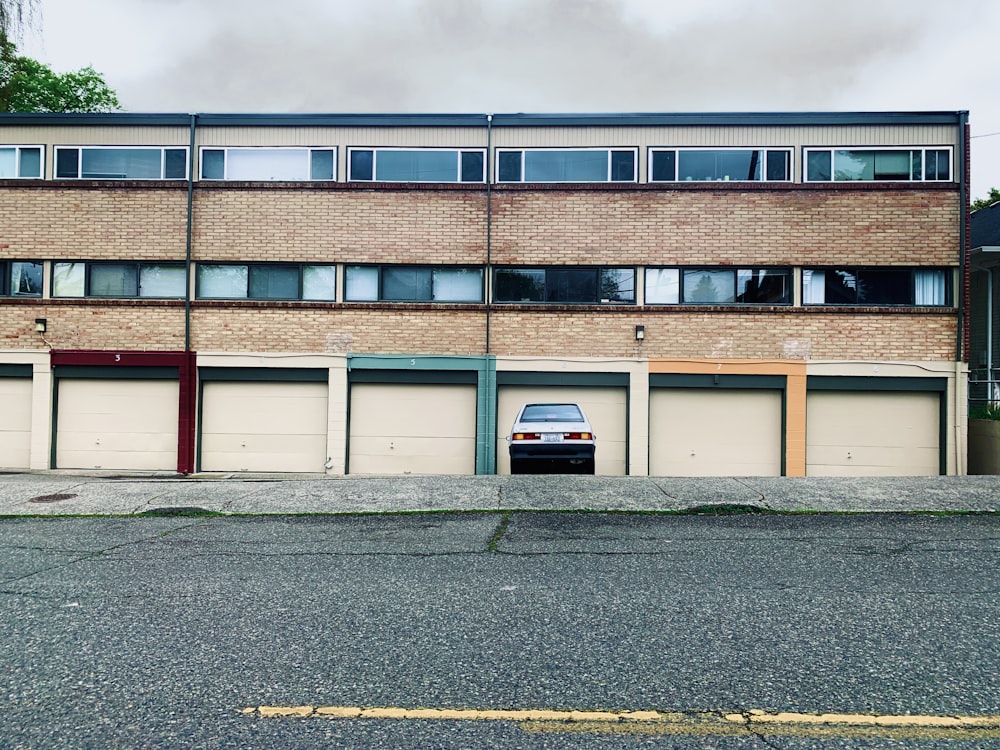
[194,186,488,263]
[0,185,188,259]
[190,305,487,355]
[1,302,186,350]
[491,186,960,267]
[488,308,958,361]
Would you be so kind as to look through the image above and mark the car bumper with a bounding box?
[509,443,596,461]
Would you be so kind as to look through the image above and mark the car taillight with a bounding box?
[565,432,592,440]
[512,433,540,440]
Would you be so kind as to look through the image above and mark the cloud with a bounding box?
[115,0,952,113]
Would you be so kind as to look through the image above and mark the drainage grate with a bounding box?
[28,493,78,504]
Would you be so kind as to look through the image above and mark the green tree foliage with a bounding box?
[0,36,121,112]
[972,187,1000,212]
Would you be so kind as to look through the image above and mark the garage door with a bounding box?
[0,378,32,469]
[201,381,329,473]
[806,391,940,476]
[649,389,783,476]
[56,379,178,470]
[349,383,476,475]
[497,385,627,475]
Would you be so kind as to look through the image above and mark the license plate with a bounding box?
[542,433,563,443]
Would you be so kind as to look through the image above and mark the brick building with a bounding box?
[0,111,970,476]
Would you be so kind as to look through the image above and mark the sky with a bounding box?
[14,0,1000,200]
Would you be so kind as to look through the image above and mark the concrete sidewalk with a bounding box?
[0,472,998,516]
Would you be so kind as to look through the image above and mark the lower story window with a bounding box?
[645,267,791,304]
[344,266,483,302]
[52,262,186,298]
[1,261,43,296]
[197,264,336,300]
[493,267,635,304]
[802,268,951,305]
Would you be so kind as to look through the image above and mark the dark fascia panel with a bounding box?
[0,111,968,128]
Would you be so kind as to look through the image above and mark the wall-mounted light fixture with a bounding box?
[635,324,645,341]
[34,318,47,333]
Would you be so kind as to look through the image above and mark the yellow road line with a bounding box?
[242,705,1000,737]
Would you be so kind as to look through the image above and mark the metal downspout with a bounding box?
[484,113,495,474]
[184,113,197,351]
[957,111,969,473]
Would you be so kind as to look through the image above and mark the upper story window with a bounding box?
[802,268,951,306]
[347,148,485,183]
[1,261,43,296]
[52,262,186,298]
[645,267,792,305]
[804,148,952,182]
[200,147,335,181]
[55,147,188,180]
[494,267,635,304]
[496,149,636,183]
[649,148,791,182]
[0,146,43,179]
[345,265,483,302]
[197,263,336,301]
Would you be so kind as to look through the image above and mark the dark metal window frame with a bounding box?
[493,266,637,305]
[195,262,337,301]
[344,264,485,303]
[802,267,954,307]
[198,146,338,181]
[54,146,190,180]
[495,147,638,184]
[50,261,187,299]
[644,266,794,305]
[647,147,794,183]
[346,147,487,183]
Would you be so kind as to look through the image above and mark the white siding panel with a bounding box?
[349,383,476,475]
[0,378,32,469]
[649,389,783,476]
[56,379,178,471]
[200,381,328,473]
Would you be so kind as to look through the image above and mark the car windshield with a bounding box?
[519,404,584,423]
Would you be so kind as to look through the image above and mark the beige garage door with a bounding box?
[806,391,940,476]
[201,381,329,473]
[57,379,178,470]
[349,383,476,475]
[0,378,32,469]
[649,389,783,476]
[497,385,627,475]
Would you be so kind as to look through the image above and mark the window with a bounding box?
[348,149,485,183]
[51,262,186,298]
[344,266,483,302]
[200,147,336,181]
[1,261,43,296]
[0,146,43,178]
[54,147,188,180]
[804,148,952,182]
[802,268,951,305]
[496,149,636,183]
[196,264,336,301]
[493,267,635,304]
[649,149,791,182]
[645,267,792,305]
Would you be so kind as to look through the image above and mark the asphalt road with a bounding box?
[2,511,998,748]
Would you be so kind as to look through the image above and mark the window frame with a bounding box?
[801,267,954,307]
[644,266,793,305]
[343,264,485,303]
[50,261,188,299]
[803,146,953,183]
[346,147,486,183]
[0,145,45,179]
[195,263,337,301]
[647,147,793,183]
[492,266,637,305]
[54,146,190,180]
[0,260,44,297]
[495,148,638,184]
[198,146,337,181]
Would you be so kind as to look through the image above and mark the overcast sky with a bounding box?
[15,0,1000,200]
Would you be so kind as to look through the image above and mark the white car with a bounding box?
[507,402,596,474]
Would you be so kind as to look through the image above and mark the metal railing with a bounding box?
[969,367,1000,411]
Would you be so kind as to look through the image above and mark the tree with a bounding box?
[0,0,36,40]
[0,37,121,112]
[972,187,1000,212]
